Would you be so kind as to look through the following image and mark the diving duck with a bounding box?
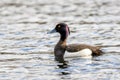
[48,23,103,62]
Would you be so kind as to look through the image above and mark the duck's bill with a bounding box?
[47,28,56,34]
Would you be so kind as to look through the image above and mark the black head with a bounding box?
[48,23,70,41]
[48,23,70,38]
[55,23,70,35]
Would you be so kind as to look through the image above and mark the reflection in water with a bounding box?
[57,61,69,69]
[56,61,71,80]
[56,60,71,75]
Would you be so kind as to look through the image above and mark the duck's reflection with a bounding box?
[57,61,69,69]
[56,61,71,75]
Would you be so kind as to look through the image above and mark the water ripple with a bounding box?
[0,0,120,80]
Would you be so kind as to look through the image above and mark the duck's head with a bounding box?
[48,23,70,41]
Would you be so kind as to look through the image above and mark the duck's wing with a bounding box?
[66,44,103,56]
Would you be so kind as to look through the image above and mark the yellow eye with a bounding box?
[58,25,61,28]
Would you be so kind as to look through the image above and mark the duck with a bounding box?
[48,23,103,62]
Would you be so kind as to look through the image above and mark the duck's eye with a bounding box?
[58,25,61,28]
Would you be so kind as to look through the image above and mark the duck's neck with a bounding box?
[59,33,68,48]
[60,33,68,41]
[54,34,68,63]
[58,38,67,47]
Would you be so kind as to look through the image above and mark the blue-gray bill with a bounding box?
[47,29,56,34]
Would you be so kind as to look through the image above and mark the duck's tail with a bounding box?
[92,47,104,56]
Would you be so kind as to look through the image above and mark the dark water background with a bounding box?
[0,0,120,80]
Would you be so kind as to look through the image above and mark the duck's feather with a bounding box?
[65,48,92,58]
[66,44,103,56]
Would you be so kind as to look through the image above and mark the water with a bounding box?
[0,0,120,80]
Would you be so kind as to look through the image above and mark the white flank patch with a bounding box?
[64,48,92,58]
